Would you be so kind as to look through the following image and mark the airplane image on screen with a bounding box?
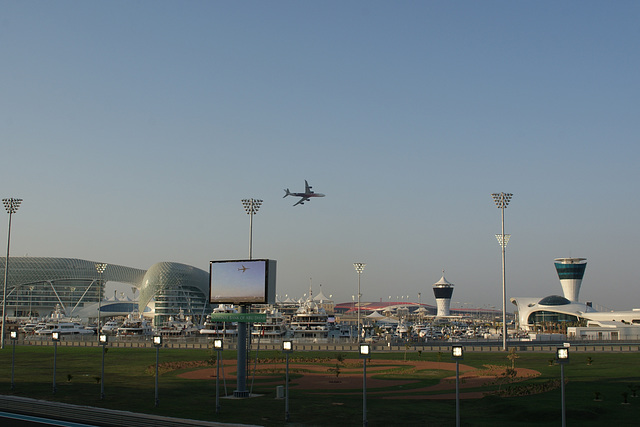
[283,180,325,206]
[238,265,249,272]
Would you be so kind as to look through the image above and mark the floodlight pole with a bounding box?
[242,198,263,260]
[2,198,22,350]
[354,263,366,342]
[236,199,262,399]
[95,263,107,338]
[492,192,512,351]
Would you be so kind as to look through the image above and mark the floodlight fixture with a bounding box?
[452,345,464,360]
[153,335,162,347]
[213,338,223,350]
[491,192,513,208]
[556,347,569,364]
[52,332,60,342]
[495,234,511,248]
[1,197,22,350]
[99,334,108,345]
[282,340,293,353]
[2,198,22,214]
[359,343,370,358]
[242,198,263,215]
[10,330,17,340]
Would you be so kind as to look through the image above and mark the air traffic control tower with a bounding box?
[554,257,587,302]
[433,271,454,317]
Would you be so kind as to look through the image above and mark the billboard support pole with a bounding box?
[234,305,249,398]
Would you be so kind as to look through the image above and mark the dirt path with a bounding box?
[178,359,540,400]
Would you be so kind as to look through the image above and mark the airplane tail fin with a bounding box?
[283,189,291,198]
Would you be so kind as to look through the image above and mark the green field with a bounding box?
[1,345,639,426]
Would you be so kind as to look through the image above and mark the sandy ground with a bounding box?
[178,359,540,400]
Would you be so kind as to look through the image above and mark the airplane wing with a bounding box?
[293,197,305,206]
[304,180,313,193]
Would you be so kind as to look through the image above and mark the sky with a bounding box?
[1,1,639,311]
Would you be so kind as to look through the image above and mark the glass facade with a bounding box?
[1,257,145,319]
[1,257,209,324]
[554,262,587,280]
[538,295,571,306]
[138,261,210,327]
[528,310,579,324]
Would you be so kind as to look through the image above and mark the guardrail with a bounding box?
[9,335,640,352]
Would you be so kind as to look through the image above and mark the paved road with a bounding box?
[0,395,259,427]
[1,411,97,426]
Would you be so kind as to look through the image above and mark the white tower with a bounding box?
[433,271,454,317]
[554,258,587,302]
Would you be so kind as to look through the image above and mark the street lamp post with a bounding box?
[353,263,366,342]
[2,198,22,350]
[556,346,570,427]
[95,263,107,337]
[451,345,464,427]
[28,286,34,320]
[282,340,293,422]
[359,343,370,427]
[10,330,17,390]
[214,338,223,414]
[491,192,513,351]
[153,335,162,407]
[52,331,60,394]
[99,334,108,399]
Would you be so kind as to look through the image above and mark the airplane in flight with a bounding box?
[283,180,325,206]
[238,265,249,272]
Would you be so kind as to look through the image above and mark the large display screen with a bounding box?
[209,259,276,304]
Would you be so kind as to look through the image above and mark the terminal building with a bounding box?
[0,257,210,326]
[511,257,640,332]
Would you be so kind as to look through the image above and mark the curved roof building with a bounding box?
[1,257,209,325]
[511,294,640,330]
[139,261,210,326]
[511,257,640,331]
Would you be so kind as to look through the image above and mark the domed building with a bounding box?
[138,262,210,326]
[0,257,210,326]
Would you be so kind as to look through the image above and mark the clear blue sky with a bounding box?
[2,1,639,310]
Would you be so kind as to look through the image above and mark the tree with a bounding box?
[507,347,519,369]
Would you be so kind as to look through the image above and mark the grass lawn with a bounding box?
[1,345,639,426]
